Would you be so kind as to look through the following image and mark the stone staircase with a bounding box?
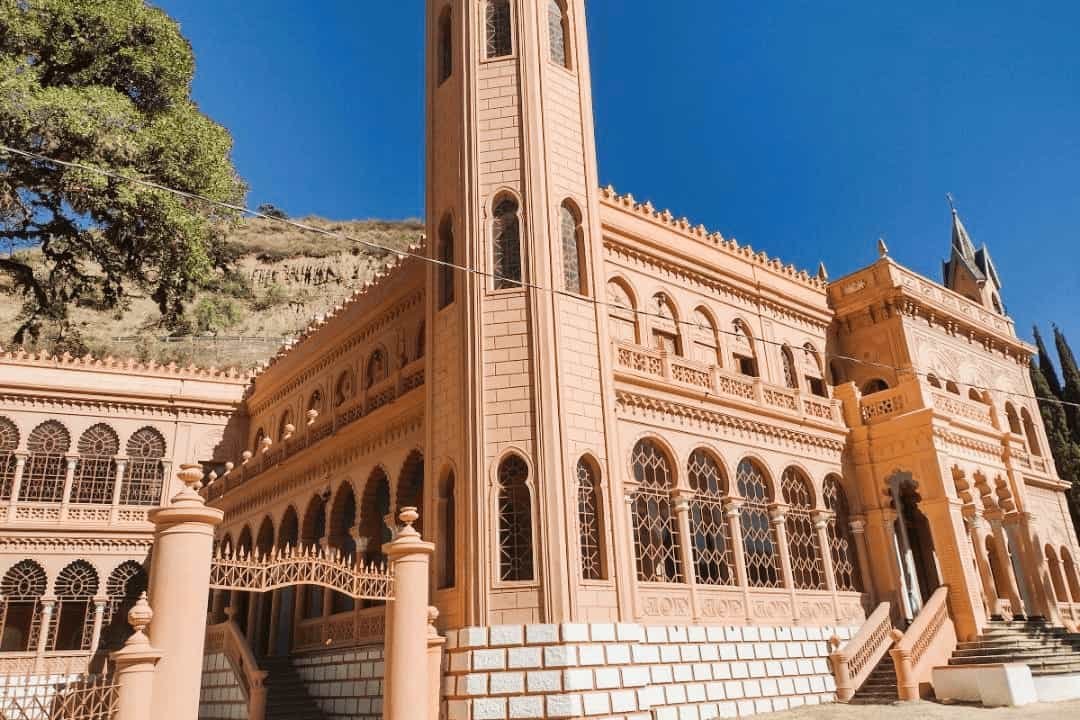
[850,654,900,704]
[949,619,1080,676]
[259,656,327,720]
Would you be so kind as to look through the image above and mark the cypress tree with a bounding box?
[1054,326,1080,441]
[1031,362,1080,539]
[1034,326,1064,400]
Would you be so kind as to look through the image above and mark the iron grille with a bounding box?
[632,441,681,583]
[485,0,512,58]
[688,450,734,586]
[0,674,117,720]
[0,560,46,652]
[53,561,99,651]
[576,459,603,580]
[492,196,522,289]
[71,426,119,505]
[0,417,18,500]
[737,460,780,588]
[781,468,825,590]
[824,476,862,592]
[497,455,534,581]
[21,421,70,503]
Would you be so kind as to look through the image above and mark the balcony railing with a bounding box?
[614,341,841,424]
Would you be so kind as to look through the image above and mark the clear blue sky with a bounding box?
[154,1,1080,354]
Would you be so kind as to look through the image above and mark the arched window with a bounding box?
[278,410,295,442]
[1021,408,1042,456]
[101,561,148,651]
[651,293,681,356]
[576,458,604,581]
[0,416,19,501]
[1062,549,1080,603]
[21,420,70,503]
[485,0,513,59]
[256,517,275,557]
[72,424,119,505]
[278,506,299,547]
[926,374,942,389]
[53,561,99,651]
[438,215,455,308]
[692,308,720,366]
[492,195,522,289]
[366,348,388,389]
[300,495,327,619]
[802,344,827,397]
[0,560,47,651]
[945,380,960,395]
[1046,546,1068,602]
[607,279,638,343]
[437,6,453,84]
[781,346,798,389]
[968,388,983,403]
[823,476,862,592]
[1005,403,1022,435]
[397,451,424,536]
[308,389,324,418]
[781,468,825,590]
[359,469,392,567]
[687,450,733,586]
[737,459,780,588]
[861,378,888,395]
[122,427,166,506]
[329,483,357,614]
[631,440,681,583]
[731,320,758,377]
[253,427,267,454]
[334,369,355,408]
[438,470,456,589]
[497,454,533,581]
[548,0,570,68]
[560,201,587,295]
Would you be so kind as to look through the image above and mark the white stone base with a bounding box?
[1032,671,1080,703]
[443,622,857,720]
[292,645,385,720]
[932,664,1038,707]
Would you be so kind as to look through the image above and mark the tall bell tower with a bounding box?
[424,0,623,628]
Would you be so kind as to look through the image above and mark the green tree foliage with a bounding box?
[192,296,240,334]
[1033,324,1080,540]
[1054,326,1080,442]
[0,0,245,343]
[1034,326,1064,400]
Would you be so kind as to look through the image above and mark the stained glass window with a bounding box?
[688,450,734,586]
[560,201,585,294]
[781,467,825,590]
[577,458,603,580]
[492,196,522,289]
[21,421,70,503]
[0,416,18,501]
[485,0,513,59]
[824,476,862,592]
[498,454,533,581]
[71,424,119,505]
[548,0,570,67]
[122,427,166,506]
[632,440,681,583]
[737,459,780,588]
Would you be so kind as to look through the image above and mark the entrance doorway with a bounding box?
[889,474,941,621]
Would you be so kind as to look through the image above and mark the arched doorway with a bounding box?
[888,473,941,620]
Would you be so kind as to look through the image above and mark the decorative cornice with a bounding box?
[0,392,238,419]
[0,347,251,382]
[0,536,154,554]
[932,426,1002,461]
[615,390,844,456]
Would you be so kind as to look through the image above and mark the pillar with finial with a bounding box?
[111,592,163,720]
[146,464,224,720]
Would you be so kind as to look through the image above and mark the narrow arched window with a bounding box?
[1005,403,1021,434]
[732,320,758,377]
[329,482,358,613]
[945,380,960,395]
[334,370,355,408]
[1021,408,1042,456]
[253,427,267,453]
[548,0,570,68]
[651,293,681,356]
[300,495,327,619]
[485,0,513,59]
[397,451,424,536]
[0,416,19,501]
[737,459,780,588]
[692,309,720,366]
[802,344,827,397]
[0,560,47,652]
[53,560,99,651]
[308,389,324,417]
[781,468,824,590]
[781,346,798,389]
[607,279,638,343]
[497,454,533,581]
[278,410,294,442]
[927,374,942,389]
[101,561,147,650]
[438,470,456,589]
[861,378,888,395]
[576,458,604,580]
[366,347,388,389]
[688,450,733,586]
[631,440,681,583]
[560,201,587,295]
[1046,546,1068,602]
[21,420,70,503]
[437,7,453,84]
[492,196,522,289]
[438,215,455,308]
[73,425,119,505]
[1063,549,1080,602]
[122,427,166,506]
[823,475,862,592]
[359,469,391,566]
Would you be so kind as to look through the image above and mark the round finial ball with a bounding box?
[128,591,153,632]
[177,464,204,489]
[399,506,419,527]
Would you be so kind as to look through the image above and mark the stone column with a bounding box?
[724,500,753,623]
[988,516,1025,616]
[6,454,25,521]
[849,518,874,604]
[426,607,446,720]
[383,508,434,720]
[111,593,163,720]
[59,456,77,519]
[89,596,108,653]
[673,493,699,617]
[813,511,840,622]
[624,492,641,620]
[147,465,223,720]
[110,459,127,523]
[35,597,55,659]
[769,504,797,620]
[1006,512,1059,624]
[965,514,1001,617]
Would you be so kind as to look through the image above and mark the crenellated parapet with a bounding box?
[0,347,252,382]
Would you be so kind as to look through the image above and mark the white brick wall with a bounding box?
[443,623,853,720]
[292,645,384,720]
[199,653,247,720]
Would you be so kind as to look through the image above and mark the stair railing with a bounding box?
[890,585,957,701]
[829,602,895,702]
[207,620,268,720]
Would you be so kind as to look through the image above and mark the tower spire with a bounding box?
[947,193,976,260]
[940,195,1004,312]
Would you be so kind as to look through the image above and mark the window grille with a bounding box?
[632,440,681,583]
[438,217,455,308]
[688,450,734,586]
[485,0,512,59]
[737,459,780,588]
[0,416,18,501]
[366,348,387,389]
[548,0,570,67]
[71,424,119,505]
[53,561,99,651]
[0,560,47,652]
[492,196,522,289]
[121,427,166,506]
[101,561,147,650]
[438,7,453,84]
[823,476,861,592]
[560,202,585,294]
[21,421,70,503]
[781,347,798,389]
[576,459,603,580]
[781,468,825,590]
[497,455,533,581]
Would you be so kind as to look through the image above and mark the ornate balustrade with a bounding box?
[829,601,894,702]
[614,341,841,424]
[2,502,153,526]
[859,385,908,423]
[205,620,267,720]
[294,607,386,653]
[890,586,956,701]
[930,389,993,426]
[209,545,393,600]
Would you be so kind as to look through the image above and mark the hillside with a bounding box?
[0,217,424,368]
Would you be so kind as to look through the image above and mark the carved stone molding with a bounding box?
[0,536,153,554]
